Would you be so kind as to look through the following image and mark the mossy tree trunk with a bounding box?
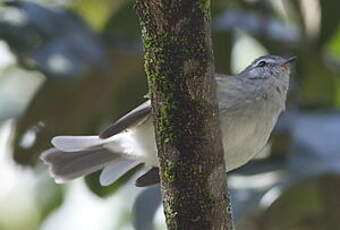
[135,0,233,229]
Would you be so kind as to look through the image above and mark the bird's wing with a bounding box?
[215,75,251,111]
[99,100,152,139]
[99,75,248,139]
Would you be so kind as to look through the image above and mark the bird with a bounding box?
[40,55,295,187]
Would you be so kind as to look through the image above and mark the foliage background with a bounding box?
[1,0,340,229]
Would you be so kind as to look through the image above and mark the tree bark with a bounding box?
[135,1,233,229]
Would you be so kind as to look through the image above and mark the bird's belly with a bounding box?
[221,111,279,171]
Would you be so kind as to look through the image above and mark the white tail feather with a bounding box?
[51,136,108,152]
[41,147,119,183]
[42,134,147,186]
[99,160,141,186]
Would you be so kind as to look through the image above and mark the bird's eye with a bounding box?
[257,61,266,67]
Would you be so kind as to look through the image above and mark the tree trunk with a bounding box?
[135,1,233,229]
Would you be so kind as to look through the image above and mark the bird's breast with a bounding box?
[220,98,283,171]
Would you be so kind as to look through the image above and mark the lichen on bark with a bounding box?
[135,0,233,229]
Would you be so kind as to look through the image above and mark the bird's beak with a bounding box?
[282,56,296,66]
[280,57,296,72]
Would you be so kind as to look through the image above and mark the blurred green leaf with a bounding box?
[35,176,64,223]
[318,0,340,48]
[257,174,340,230]
[297,52,338,108]
[326,26,340,59]
[12,73,117,165]
[71,0,130,31]
[12,51,146,166]
[102,0,140,42]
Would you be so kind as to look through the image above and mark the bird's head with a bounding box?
[239,55,296,80]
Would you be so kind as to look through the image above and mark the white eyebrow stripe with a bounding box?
[255,58,276,66]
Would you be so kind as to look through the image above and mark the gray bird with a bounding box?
[41,55,295,187]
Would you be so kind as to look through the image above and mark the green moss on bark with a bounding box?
[135,0,232,229]
[199,0,211,13]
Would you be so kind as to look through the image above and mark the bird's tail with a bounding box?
[40,136,142,186]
